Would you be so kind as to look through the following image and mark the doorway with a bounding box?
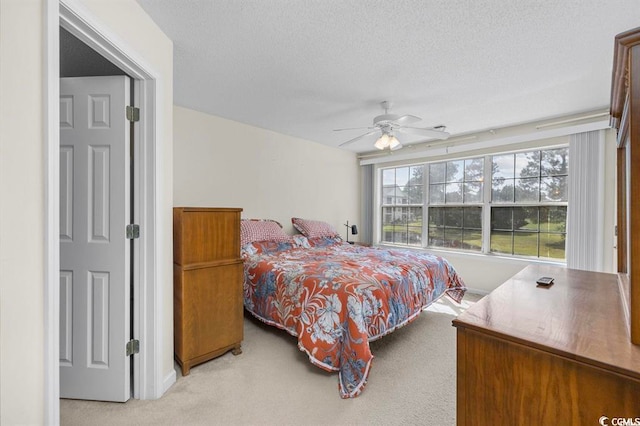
[60,28,134,401]
[45,3,166,419]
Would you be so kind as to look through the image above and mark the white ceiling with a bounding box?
[136,0,640,153]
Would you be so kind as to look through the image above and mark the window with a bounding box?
[427,158,484,252]
[381,166,423,246]
[428,206,482,251]
[379,147,569,260]
[490,148,568,259]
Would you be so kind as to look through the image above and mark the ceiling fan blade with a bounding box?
[399,126,450,140]
[394,115,421,125]
[339,130,380,147]
[333,126,374,132]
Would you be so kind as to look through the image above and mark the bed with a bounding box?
[241,218,466,398]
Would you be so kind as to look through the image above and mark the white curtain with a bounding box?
[360,164,374,245]
[566,130,605,271]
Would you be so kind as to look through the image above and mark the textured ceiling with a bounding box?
[136,0,640,153]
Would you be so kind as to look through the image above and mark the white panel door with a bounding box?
[59,76,131,402]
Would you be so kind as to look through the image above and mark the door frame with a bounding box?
[44,0,165,422]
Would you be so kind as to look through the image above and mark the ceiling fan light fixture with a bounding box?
[389,135,401,150]
[336,101,449,150]
[374,134,390,150]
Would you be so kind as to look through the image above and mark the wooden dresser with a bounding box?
[173,207,243,375]
[453,264,640,425]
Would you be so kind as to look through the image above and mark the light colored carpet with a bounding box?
[61,293,481,426]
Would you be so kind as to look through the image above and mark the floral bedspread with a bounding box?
[242,237,466,398]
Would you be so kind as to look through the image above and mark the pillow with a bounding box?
[291,217,339,239]
[240,219,290,247]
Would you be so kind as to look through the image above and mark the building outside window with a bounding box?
[379,147,569,260]
[381,166,423,245]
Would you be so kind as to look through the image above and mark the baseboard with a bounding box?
[162,368,177,396]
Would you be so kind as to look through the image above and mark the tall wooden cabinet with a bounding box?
[173,207,244,375]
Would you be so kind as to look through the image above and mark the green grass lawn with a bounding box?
[491,231,565,259]
[382,222,565,259]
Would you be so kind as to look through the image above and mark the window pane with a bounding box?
[492,154,515,179]
[447,160,464,182]
[382,187,394,205]
[396,167,409,187]
[464,158,484,182]
[542,148,569,176]
[381,207,394,243]
[464,207,483,229]
[408,207,422,225]
[381,187,424,247]
[540,232,566,259]
[515,178,539,203]
[462,229,482,252]
[429,163,445,184]
[382,169,395,186]
[514,207,538,231]
[428,226,444,247]
[409,166,424,184]
[395,185,409,204]
[513,232,538,256]
[429,184,445,204]
[428,207,444,227]
[516,151,540,178]
[395,230,408,244]
[381,207,396,226]
[445,208,463,228]
[491,207,513,231]
[464,182,483,203]
[408,184,423,204]
[408,227,422,246]
[445,183,463,203]
[490,231,513,254]
[492,179,514,203]
[541,176,567,201]
[444,229,463,248]
[539,206,567,233]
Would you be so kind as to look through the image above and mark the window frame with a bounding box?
[376,146,569,261]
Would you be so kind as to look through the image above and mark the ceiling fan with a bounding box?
[335,101,450,150]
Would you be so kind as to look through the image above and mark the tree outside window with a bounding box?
[490,148,568,259]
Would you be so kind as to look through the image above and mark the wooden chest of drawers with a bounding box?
[173,207,243,375]
[453,265,640,425]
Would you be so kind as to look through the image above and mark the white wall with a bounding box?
[174,106,360,237]
[0,0,173,423]
[0,1,46,423]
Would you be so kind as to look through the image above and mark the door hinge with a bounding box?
[126,224,140,239]
[126,339,140,356]
[126,106,140,122]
